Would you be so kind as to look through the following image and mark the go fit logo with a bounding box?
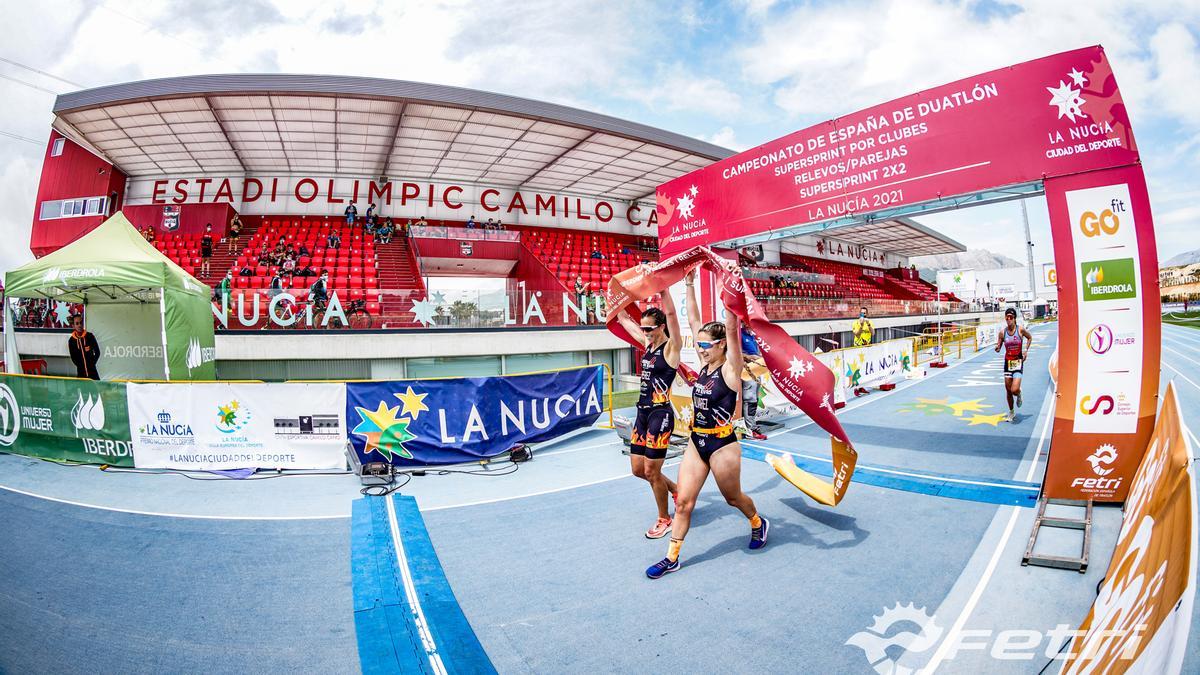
[1078,198,1124,238]
[1079,394,1115,416]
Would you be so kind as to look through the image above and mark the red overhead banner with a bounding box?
[656,45,1138,255]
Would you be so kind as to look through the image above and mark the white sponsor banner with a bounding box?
[822,338,915,393]
[976,322,1005,351]
[1067,183,1143,434]
[128,382,346,470]
[936,268,975,296]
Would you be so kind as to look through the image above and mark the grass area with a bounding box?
[610,389,640,409]
[1163,310,1200,330]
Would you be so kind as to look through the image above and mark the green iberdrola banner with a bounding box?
[0,374,134,466]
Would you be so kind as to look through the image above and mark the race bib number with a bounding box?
[1007,359,1022,371]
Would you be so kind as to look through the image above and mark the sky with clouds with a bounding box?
[0,0,1197,276]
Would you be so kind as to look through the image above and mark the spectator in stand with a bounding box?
[327,230,341,250]
[590,249,605,260]
[217,271,232,307]
[401,219,411,235]
[366,203,377,227]
[310,271,330,309]
[574,275,588,322]
[344,203,358,226]
[466,215,477,229]
[228,214,242,252]
[281,254,297,279]
[378,219,394,244]
[415,216,428,227]
[200,224,214,277]
[298,242,310,258]
[239,263,253,277]
[68,313,101,380]
[297,263,315,278]
[485,217,495,230]
[622,244,632,255]
[269,272,285,299]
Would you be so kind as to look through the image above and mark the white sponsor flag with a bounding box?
[128,382,347,470]
[936,268,975,296]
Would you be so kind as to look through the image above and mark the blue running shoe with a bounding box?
[749,516,770,550]
[645,557,680,579]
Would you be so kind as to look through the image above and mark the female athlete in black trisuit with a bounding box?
[616,287,683,539]
[647,269,767,579]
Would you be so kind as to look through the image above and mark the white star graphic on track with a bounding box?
[676,193,696,220]
[689,184,699,197]
[1046,80,1087,123]
[410,297,437,326]
[1068,68,1087,87]
[787,356,812,379]
[53,301,71,326]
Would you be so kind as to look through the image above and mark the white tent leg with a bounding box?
[159,293,170,380]
[3,299,21,374]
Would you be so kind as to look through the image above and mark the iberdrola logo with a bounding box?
[1085,265,1104,285]
[352,386,429,461]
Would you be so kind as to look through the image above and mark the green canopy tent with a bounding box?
[3,213,216,380]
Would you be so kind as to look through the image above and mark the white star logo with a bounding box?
[410,297,437,326]
[431,292,447,304]
[1046,80,1086,123]
[1067,68,1087,87]
[680,405,694,424]
[787,356,812,379]
[689,184,699,197]
[677,193,696,220]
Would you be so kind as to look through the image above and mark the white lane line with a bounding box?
[921,387,1053,673]
[0,483,350,520]
[385,495,448,675]
[422,459,683,512]
[537,439,622,457]
[1164,345,1200,368]
[1163,361,1200,394]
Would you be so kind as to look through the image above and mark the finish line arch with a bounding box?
[655,45,1159,503]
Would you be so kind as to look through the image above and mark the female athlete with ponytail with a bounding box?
[646,268,768,579]
[616,286,683,539]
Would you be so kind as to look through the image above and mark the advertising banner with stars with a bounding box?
[127,382,347,470]
[606,246,856,506]
[656,45,1139,256]
[345,365,605,466]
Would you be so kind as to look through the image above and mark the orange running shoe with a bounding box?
[645,517,672,539]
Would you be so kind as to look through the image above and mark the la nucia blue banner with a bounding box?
[346,366,605,465]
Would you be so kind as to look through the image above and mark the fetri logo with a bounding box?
[1088,443,1118,476]
[1079,394,1115,416]
[1081,258,1136,301]
[1078,199,1124,238]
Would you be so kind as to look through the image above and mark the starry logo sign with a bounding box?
[352,386,429,461]
[1047,67,1089,123]
[676,185,699,220]
[215,399,251,434]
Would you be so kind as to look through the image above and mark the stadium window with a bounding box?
[84,197,105,215]
[39,200,61,220]
[51,138,64,157]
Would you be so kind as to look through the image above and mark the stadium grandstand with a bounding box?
[14,73,977,380]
